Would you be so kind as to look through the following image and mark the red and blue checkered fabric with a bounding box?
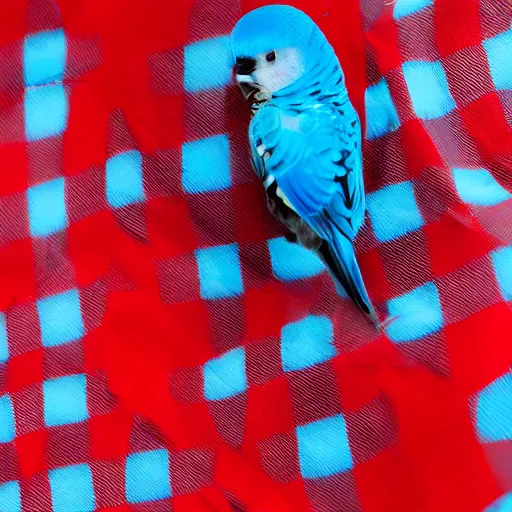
[0,0,511,510]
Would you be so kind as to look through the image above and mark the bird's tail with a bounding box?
[319,232,379,326]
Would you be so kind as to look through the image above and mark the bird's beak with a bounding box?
[235,73,259,101]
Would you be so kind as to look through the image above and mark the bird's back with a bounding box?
[250,97,365,234]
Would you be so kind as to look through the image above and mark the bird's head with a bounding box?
[230,5,338,102]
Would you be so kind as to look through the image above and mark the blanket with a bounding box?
[0,0,511,510]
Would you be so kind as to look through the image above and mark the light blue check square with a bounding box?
[43,374,89,427]
[386,281,443,342]
[49,464,95,512]
[393,0,433,19]
[365,78,401,140]
[486,492,512,512]
[37,289,85,347]
[125,449,172,504]
[0,313,8,363]
[25,84,68,141]
[27,177,67,238]
[281,315,335,372]
[184,36,232,93]
[367,181,424,243]
[296,414,353,479]
[182,134,231,194]
[267,237,325,282]
[196,243,244,300]
[0,395,15,443]
[0,481,21,512]
[476,372,512,443]
[106,150,145,209]
[484,29,512,91]
[492,246,512,301]
[453,168,512,207]
[204,347,247,401]
[24,29,67,86]
[402,60,456,120]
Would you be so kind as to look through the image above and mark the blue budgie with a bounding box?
[231,5,378,324]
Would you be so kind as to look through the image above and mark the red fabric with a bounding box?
[0,0,511,510]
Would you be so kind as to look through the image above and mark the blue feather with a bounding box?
[231,5,377,323]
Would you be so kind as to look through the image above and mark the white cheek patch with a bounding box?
[257,66,292,93]
[254,48,304,94]
[255,67,282,92]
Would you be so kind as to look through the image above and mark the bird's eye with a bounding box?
[266,51,276,62]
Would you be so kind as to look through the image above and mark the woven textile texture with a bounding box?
[0,0,511,510]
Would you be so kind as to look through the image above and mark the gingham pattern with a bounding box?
[0,0,511,510]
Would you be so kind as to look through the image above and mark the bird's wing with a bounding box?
[250,102,365,240]
[249,102,375,321]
